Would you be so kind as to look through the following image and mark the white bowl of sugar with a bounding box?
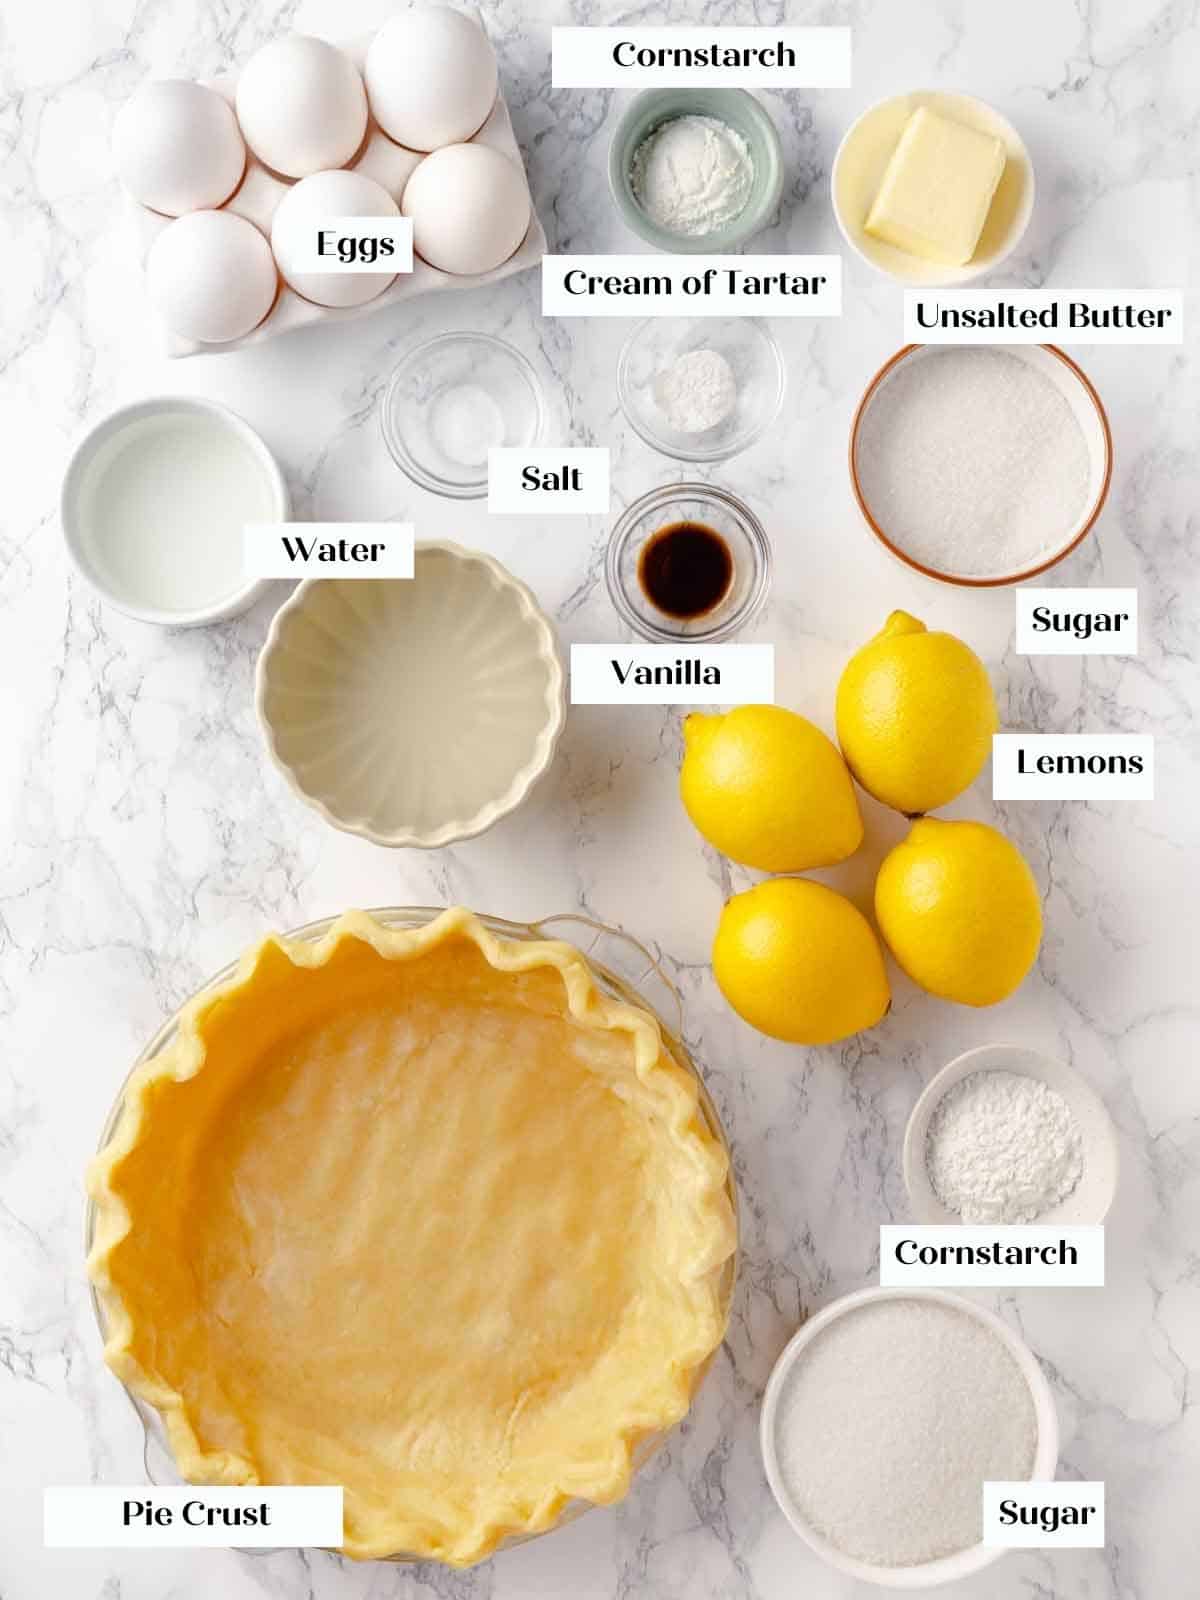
[903,1043,1120,1228]
[761,1286,1058,1587]
[850,343,1113,587]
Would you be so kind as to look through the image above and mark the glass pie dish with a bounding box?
[85,906,739,1563]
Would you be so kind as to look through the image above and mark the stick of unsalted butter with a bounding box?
[865,105,1007,266]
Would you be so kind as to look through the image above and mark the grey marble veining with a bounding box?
[2,0,1198,1596]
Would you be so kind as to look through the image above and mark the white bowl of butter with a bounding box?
[832,89,1035,285]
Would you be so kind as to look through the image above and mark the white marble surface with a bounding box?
[2,0,1197,1595]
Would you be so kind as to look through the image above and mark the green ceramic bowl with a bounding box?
[608,88,784,254]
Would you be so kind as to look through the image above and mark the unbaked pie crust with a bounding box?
[87,907,736,1564]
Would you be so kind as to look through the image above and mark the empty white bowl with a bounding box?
[255,544,566,846]
[904,1044,1120,1226]
[761,1286,1058,1589]
[832,89,1035,287]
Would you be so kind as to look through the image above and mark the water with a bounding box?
[80,410,276,613]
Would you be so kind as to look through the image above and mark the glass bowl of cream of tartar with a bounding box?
[617,317,785,463]
[61,396,288,627]
[381,331,545,499]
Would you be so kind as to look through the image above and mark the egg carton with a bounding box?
[130,14,546,358]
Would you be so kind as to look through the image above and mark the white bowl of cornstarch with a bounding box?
[904,1044,1120,1227]
[760,1287,1058,1586]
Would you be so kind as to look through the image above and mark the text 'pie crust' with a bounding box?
[87,908,736,1563]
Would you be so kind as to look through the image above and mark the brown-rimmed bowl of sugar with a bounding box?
[850,343,1112,587]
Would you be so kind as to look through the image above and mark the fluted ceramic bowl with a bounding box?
[256,544,566,846]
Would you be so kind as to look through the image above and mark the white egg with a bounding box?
[365,6,498,151]
[147,210,278,343]
[113,80,245,215]
[402,144,530,276]
[271,170,400,308]
[236,35,367,179]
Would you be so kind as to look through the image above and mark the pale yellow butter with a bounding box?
[865,106,1006,266]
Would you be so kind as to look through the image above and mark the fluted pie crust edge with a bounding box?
[87,907,736,1564]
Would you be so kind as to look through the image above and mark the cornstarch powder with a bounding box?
[855,347,1092,578]
[776,1298,1037,1567]
[926,1069,1084,1224]
[630,115,753,236]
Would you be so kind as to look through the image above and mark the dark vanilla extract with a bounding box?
[637,521,733,620]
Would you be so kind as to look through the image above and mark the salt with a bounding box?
[429,383,506,467]
[855,347,1092,579]
[775,1298,1037,1567]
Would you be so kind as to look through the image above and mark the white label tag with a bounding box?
[244,524,414,580]
[904,289,1181,344]
[43,1486,343,1549]
[542,255,841,318]
[992,734,1153,800]
[1015,588,1138,655]
[286,217,413,274]
[879,1225,1105,1288]
[551,26,852,88]
[488,448,610,514]
[570,643,774,706]
[983,1482,1105,1548]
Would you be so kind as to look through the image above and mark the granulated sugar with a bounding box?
[775,1297,1037,1567]
[855,347,1092,579]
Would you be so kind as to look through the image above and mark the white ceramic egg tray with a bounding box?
[130,15,546,358]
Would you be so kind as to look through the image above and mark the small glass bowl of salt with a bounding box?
[382,332,544,499]
[617,317,785,464]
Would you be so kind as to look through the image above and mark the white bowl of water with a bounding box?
[61,396,287,626]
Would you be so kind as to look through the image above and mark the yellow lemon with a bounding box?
[681,705,863,872]
[836,611,999,815]
[713,877,890,1044]
[875,818,1041,1006]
